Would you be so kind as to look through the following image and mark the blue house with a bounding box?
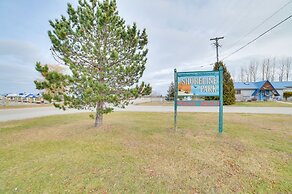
[234,81,292,101]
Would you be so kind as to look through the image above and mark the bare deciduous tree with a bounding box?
[261,59,266,81]
[264,58,271,81]
[47,64,67,74]
[270,58,276,81]
[240,66,245,82]
[248,60,258,82]
[243,57,292,83]
[254,61,259,82]
[244,67,250,82]
[285,57,292,81]
[279,58,286,82]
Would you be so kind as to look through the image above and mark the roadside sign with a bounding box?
[174,67,224,133]
[177,71,219,97]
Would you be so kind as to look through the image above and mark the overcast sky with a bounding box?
[0,0,291,95]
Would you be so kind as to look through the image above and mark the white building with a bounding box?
[234,81,292,101]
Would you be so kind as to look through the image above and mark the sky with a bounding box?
[0,0,292,95]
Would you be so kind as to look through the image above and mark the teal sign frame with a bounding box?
[174,67,224,133]
[177,71,219,96]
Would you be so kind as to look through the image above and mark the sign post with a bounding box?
[219,66,223,133]
[173,67,224,133]
[174,69,178,131]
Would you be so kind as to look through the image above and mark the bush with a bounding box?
[283,91,292,101]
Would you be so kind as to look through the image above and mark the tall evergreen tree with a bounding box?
[215,61,235,105]
[35,0,151,127]
[206,61,235,105]
[165,82,175,101]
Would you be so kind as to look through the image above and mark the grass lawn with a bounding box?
[232,101,292,107]
[137,101,174,106]
[138,101,292,107]
[0,104,51,109]
[0,112,291,193]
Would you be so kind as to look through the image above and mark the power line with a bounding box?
[224,0,292,53]
[222,13,292,61]
[197,1,291,69]
[211,1,243,37]
[215,0,254,38]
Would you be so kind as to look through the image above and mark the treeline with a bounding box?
[239,57,292,82]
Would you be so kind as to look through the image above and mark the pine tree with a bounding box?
[165,82,175,101]
[205,61,235,105]
[35,0,151,127]
[214,61,235,105]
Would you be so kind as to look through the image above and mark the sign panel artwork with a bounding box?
[177,71,219,97]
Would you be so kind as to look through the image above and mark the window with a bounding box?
[235,90,241,94]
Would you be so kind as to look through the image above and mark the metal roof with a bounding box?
[234,81,292,90]
[270,81,292,89]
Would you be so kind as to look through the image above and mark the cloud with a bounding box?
[0,40,41,61]
[121,0,292,94]
[0,40,48,93]
[1,0,292,95]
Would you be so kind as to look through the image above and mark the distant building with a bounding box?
[4,92,44,103]
[234,81,292,101]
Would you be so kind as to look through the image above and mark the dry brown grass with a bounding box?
[0,112,291,193]
[0,104,51,109]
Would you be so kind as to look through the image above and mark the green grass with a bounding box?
[232,101,292,107]
[0,112,291,193]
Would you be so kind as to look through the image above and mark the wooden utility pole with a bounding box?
[210,37,224,64]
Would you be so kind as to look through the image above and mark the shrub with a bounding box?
[283,91,292,101]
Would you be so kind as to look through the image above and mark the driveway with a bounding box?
[1,105,292,122]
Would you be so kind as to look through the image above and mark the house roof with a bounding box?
[270,81,292,89]
[251,80,280,96]
[6,93,18,97]
[234,81,292,90]
[234,81,263,89]
[5,93,41,98]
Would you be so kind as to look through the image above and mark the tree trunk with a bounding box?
[95,102,104,128]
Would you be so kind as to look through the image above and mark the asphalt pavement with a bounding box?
[0,105,292,122]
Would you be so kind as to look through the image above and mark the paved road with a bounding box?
[0,107,89,122]
[1,105,292,122]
